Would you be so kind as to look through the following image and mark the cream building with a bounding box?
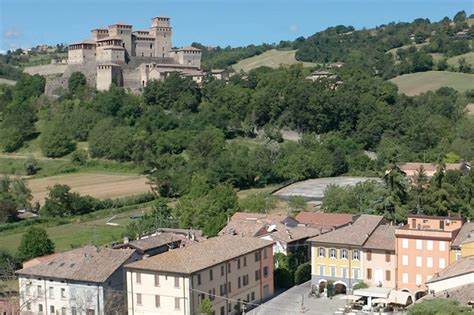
[16,246,138,315]
[125,235,274,315]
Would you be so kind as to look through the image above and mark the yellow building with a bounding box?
[450,222,474,262]
[308,215,385,294]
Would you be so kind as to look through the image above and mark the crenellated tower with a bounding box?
[149,16,172,58]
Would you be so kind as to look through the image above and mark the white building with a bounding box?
[16,246,138,315]
[426,255,474,294]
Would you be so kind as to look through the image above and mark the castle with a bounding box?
[64,16,204,91]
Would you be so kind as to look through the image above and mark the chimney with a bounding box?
[123,236,130,244]
[448,211,451,218]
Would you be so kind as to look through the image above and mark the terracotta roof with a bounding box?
[426,256,474,284]
[421,283,474,305]
[295,211,353,228]
[308,214,384,246]
[16,246,135,283]
[231,212,291,223]
[268,223,322,243]
[70,40,96,45]
[97,35,123,41]
[363,224,396,251]
[452,222,474,248]
[125,235,273,274]
[125,233,181,252]
[218,219,268,237]
[22,253,61,269]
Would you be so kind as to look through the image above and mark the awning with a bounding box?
[372,298,389,304]
[388,290,413,306]
[354,287,391,298]
[339,295,362,301]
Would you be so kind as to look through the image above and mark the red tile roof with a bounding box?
[295,211,353,228]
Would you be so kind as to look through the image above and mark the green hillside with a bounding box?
[389,71,474,96]
[232,49,317,72]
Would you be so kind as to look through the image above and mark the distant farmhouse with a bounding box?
[47,16,205,94]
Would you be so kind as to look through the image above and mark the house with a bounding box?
[125,235,274,315]
[450,222,474,261]
[295,211,354,230]
[426,256,474,297]
[16,246,138,315]
[308,214,386,294]
[398,162,470,179]
[395,213,463,299]
[305,70,337,82]
[362,224,397,288]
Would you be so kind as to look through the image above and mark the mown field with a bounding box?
[232,49,317,72]
[389,71,474,96]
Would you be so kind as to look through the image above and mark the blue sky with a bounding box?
[0,0,472,52]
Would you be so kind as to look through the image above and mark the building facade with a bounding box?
[16,247,138,315]
[395,213,463,299]
[125,236,274,315]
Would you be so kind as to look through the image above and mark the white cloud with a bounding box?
[3,29,22,39]
[289,25,299,33]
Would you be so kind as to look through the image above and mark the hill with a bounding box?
[389,71,474,96]
[232,49,317,72]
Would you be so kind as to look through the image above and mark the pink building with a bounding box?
[395,213,463,299]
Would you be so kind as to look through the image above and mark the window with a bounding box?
[318,247,325,257]
[426,275,432,282]
[366,250,372,261]
[228,282,232,293]
[264,247,268,259]
[341,267,348,279]
[367,268,372,280]
[154,274,160,286]
[319,265,325,276]
[220,284,227,295]
[238,277,241,289]
[37,285,42,296]
[416,256,422,267]
[243,274,249,286]
[402,238,409,249]
[402,255,409,266]
[330,266,336,277]
[237,259,241,269]
[39,304,44,313]
[71,307,76,315]
[352,250,360,260]
[220,306,225,315]
[136,272,141,284]
[155,295,160,308]
[136,293,142,305]
[60,288,66,299]
[174,276,180,288]
[50,305,55,314]
[427,257,433,268]
[352,268,360,279]
[251,292,255,301]
[330,248,337,258]
[61,307,66,315]
[49,287,54,298]
[415,274,422,285]
[244,256,247,267]
[86,309,95,315]
[227,262,231,273]
[416,239,422,250]
[197,273,201,285]
[402,273,409,284]
[255,270,261,281]
[386,270,391,281]
[427,240,433,251]
[263,266,269,278]
[175,297,180,310]
[439,258,446,269]
[341,249,348,259]
[221,265,225,276]
[26,302,31,311]
[439,241,446,252]
[255,252,261,262]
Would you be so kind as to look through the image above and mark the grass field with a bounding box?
[0,78,16,85]
[447,51,474,66]
[0,205,153,254]
[389,71,474,96]
[232,49,317,72]
[27,173,151,204]
[386,42,428,56]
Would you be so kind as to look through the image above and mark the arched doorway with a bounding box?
[334,281,347,295]
[318,280,327,293]
[415,291,427,300]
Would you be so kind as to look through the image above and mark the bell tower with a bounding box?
[149,16,172,58]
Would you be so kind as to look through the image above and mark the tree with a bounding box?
[68,71,87,95]
[17,227,55,262]
[198,298,213,315]
[453,10,467,23]
[239,193,277,213]
[408,298,471,315]
[378,163,408,222]
[70,149,89,165]
[288,196,307,213]
[294,262,311,284]
[0,193,17,223]
[24,156,38,175]
[352,282,369,290]
[458,57,471,73]
[40,120,76,158]
[41,184,74,217]
[10,177,32,209]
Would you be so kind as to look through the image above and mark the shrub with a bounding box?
[70,149,89,165]
[24,156,38,175]
[326,281,335,297]
[353,281,369,290]
[294,262,311,284]
[274,267,293,288]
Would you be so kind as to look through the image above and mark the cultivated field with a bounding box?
[389,71,474,96]
[28,173,151,204]
[232,49,317,72]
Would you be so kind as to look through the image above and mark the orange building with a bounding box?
[395,213,463,299]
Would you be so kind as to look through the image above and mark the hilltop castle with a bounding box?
[62,16,203,91]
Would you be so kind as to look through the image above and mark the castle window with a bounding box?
[150,44,153,49]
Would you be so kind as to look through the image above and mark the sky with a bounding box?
[0,0,472,52]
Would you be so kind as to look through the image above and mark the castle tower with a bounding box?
[149,16,172,58]
[96,63,123,91]
[108,23,133,59]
